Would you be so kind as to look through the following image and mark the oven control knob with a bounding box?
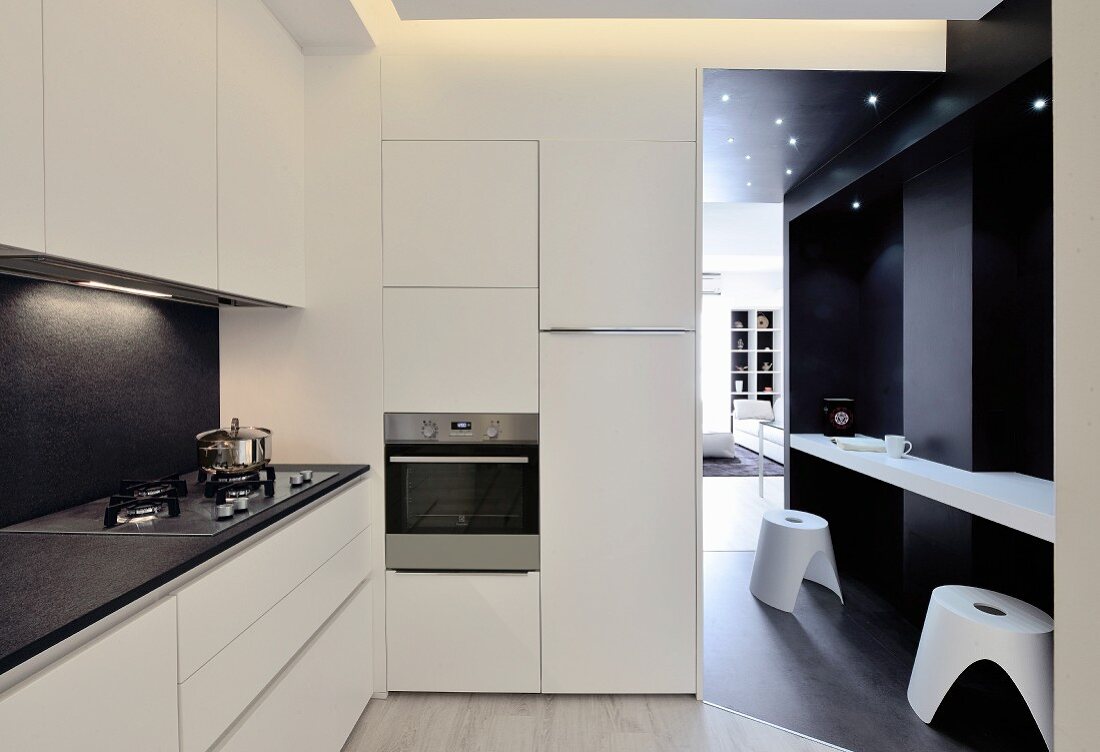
[421,420,438,439]
[485,424,500,439]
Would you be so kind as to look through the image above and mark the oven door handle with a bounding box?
[388,456,530,464]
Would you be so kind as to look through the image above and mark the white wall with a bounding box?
[702,202,783,256]
[1053,1,1100,748]
[219,53,385,690]
[701,202,783,432]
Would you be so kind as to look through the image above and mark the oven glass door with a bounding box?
[386,444,538,534]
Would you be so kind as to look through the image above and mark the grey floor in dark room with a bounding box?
[703,552,1048,752]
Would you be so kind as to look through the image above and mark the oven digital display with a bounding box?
[451,421,472,431]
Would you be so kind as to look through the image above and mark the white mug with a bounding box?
[885,434,913,459]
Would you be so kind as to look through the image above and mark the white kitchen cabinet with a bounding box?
[218,581,374,752]
[382,141,538,287]
[0,0,44,253]
[179,528,371,752]
[43,0,217,288]
[539,332,696,693]
[386,571,541,693]
[381,57,696,142]
[383,287,538,412]
[540,141,696,329]
[218,0,305,306]
[174,479,368,681]
[0,598,179,751]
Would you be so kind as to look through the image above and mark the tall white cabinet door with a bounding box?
[383,288,538,412]
[383,141,538,287]
[43,0,217,288]
[0,0,44,253]
[0,598,179,751]
[540,141,696,329]
[540,332,696,693]
[218,0,305,306]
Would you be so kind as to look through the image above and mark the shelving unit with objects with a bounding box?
[730,306,782,414]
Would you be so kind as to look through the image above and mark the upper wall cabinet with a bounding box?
[218,0,306,306]
[383,288,538,413]
[0,0,44,253]
[43,0,218,288]
[540,141,696,329]
[382,141,538,288]
[381,57,696,141]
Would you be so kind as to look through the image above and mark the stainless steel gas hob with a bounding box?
[1,467,337,537]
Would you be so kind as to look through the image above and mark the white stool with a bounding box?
[749,509,843,612]
[907,585,1053,751]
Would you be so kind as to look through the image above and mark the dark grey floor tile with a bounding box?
[703,551,1047,752]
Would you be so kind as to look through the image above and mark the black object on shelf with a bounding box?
[823,398,856,437]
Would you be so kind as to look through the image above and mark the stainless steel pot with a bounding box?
[196,417,272,474]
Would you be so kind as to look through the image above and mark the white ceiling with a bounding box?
[263,0,373,53]
[391,0,1003,21]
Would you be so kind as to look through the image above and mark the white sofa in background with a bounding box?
[732,397,784,464]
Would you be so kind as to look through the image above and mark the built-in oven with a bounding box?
[384,413,538,571]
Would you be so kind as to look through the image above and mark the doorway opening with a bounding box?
[697,66,1050,752]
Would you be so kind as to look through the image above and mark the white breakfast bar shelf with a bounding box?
[789,434,1054,543]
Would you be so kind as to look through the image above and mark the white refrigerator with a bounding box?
[539,140,697,693]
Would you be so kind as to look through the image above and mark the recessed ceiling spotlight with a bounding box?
[775,118,784,125]
[1033,97,1049,111]
[746,182,752,187]
[721,94,730,102]
[852,200,862,210]
[727,137,735,143]
[867,94,879,106]
[789,137,798,146]
[745,154,751,160]
[786,168,793,175]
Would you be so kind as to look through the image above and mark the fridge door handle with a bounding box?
[541,327,693,334]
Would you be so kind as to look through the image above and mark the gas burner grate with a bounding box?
[105,474,186,528]
[202,465,276,505]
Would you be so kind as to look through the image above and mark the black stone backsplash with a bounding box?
[0,275,219,527]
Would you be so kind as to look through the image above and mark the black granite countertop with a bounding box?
[0,464,370,678]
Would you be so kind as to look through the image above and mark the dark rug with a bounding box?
[704,552,1049,752]
[703,444,784,477]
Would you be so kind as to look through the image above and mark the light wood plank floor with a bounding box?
[703,476,784,552]
[343,694,831,752]
[342,693,837,752]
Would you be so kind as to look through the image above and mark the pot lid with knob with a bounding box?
[196,417,271,444]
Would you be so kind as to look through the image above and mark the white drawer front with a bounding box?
[217,581,374,752]
[386,570,541,693]
[0,598,178,752]
[175,480,368,680]
[179,528,371,752]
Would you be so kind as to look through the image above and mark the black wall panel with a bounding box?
[857,197,904,438]
[903,150,975,469]
[788,193,903,439]
[0,276,219,527]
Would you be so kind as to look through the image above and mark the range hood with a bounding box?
[0,247,287,308]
